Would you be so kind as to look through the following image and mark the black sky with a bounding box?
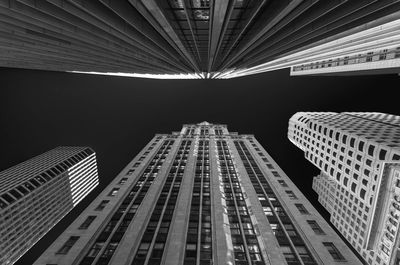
[0,67,398,264]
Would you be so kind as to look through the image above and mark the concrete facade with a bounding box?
[35,122,361,265]
[289,112,400,265]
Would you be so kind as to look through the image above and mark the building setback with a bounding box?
[0,146,99,265]
[288,112,400,265]
[1,1,400,78]
[35,122,361,265]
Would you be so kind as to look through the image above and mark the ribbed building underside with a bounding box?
[1,0,400,78]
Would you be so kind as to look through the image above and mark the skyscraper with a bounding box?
[35,122,361,265]
[222,13,400,78]
[1,1,400,78]
[0,146,99,265]
[288,112,400,265]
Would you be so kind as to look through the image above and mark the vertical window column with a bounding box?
[217,140,264,265]
[131,140,192,265]
[78,140,174,265]
[234,141,317,265]
[184,140,212,265]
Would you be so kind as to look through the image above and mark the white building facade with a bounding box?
[289,112,400,265]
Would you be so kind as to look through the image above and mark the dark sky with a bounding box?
[1,67,398,264]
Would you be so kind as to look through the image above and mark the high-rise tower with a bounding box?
[0,146,99,265]
[288,112,400,265]
[35,122,361,265]
[1,1,400,78]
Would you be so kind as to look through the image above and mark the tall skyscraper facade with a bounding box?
[0,146,99,265]
[221,12,400,78]
[35,122,361,265]
[1,1,400,78]
[288,112,400,265]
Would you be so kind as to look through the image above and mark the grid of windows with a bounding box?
[234,141,317,265]
[293,46,400,72]
[131,140,192,265]
[78,140,174,265]
[155,0,211,69]
[0,171,80,263]
[34,123,363,265]
[289,112,400,264]
[0,148,94,210]
[184,140,212,265]
[217,140,264,265]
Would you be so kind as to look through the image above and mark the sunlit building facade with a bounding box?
[0,147,99,265]
[35,122,361,265]
[220,12,400,78]
[1,1,400,78]
[288,112,400,265]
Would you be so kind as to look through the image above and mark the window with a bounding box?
[285,190,298,200]
[186,243,197,258]
[296,246,314,263]
[1,193,15,204]
[56,236,79,254]
[350,138,355,147]
[263,206,273,216]
[108,188,119,197]
[271,171,279,177]
[307,220,325,235]
[281,246,297,263]
[324,243,348,262]
[335,132,340,141]
[360,189,366,199]
[79,216,96,229]
[368,145,375,156]
[351,183,356,192]
[295,204,309,215]
[10,189,22,200]
[95,200,109,211]
[358,141,365,152]
[0,198,7,209]
[126,169,135,175]
[277,180,288,187]
[379,149,387,160]
[119,178,128,185]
